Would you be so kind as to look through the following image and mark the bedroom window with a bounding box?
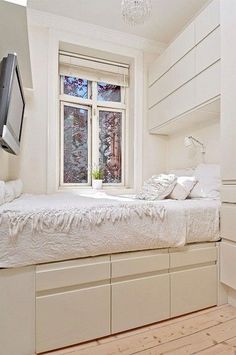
[59,52,129,186]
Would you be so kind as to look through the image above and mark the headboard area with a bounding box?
[167,120,220,171]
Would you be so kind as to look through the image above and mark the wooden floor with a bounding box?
[45,305,236,355]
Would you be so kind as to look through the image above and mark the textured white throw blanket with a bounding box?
[0,193,220,267]
[0,193,165,238]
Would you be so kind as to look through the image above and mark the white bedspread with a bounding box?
[0,192,220,267]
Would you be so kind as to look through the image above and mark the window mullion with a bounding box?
[92,81,99,170]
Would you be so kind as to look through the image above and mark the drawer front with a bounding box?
[170,22,195,66]
[112,274,170,333]
[195,60,220,106]
[221,204,236,243]
[148,95,172,130]
[171,265,217,317]
[36,285,110,353]
[220,241,236,289]
[196,27,220,74]
[36,255,110,292]
[111,249,169,279]
[195,0,220,44]
[170,244,217,269]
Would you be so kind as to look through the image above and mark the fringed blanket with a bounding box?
[0,193,220,267]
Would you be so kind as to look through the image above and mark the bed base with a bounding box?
[0,241,226,355]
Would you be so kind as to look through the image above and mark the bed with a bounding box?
[0,192,224,354]
[0,191,220,267]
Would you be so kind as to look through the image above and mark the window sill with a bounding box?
[57,186,137,196]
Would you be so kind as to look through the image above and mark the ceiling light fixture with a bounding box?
[121,0,152,26]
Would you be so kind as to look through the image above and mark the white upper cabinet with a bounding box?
[148,0,220,133]
[195,60,220,106]
[195,0,220,44]
[169,22,195,66]
[196,26,220,74]
[148,47,171,86]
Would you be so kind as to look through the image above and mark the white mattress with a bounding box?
[0,192,220,267]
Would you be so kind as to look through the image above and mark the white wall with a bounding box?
[8,9,166,193]
[167,119,220,171]
[0,148,9,180]
[9,25,49,193]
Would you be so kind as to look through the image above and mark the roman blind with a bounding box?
[59,51,129,87]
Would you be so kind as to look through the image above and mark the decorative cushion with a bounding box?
[4,179,23,203]
[170,176,197,200]
[136,174,177,200]
[190,164,220,199]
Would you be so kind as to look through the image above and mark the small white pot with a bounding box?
[92,179,103,190]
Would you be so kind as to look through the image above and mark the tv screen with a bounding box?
[0,53,25,155]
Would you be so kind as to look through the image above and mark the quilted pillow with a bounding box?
[136,174,177,200]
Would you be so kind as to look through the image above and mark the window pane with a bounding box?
[97,82,121,102]
[63,105,88,183]
[99,110,122,183]
[63,76,88,99]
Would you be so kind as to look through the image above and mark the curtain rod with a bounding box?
[59,50,130,70]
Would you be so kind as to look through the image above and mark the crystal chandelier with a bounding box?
[121,0,152,26]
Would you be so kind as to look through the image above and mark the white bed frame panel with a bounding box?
[0,242,225,354]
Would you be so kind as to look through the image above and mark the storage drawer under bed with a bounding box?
[35,256,110,353]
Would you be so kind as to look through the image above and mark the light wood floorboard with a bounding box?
[44,305,236,355]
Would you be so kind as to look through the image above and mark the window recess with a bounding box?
[59,51,129,187]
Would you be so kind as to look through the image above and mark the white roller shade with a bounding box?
[59,53,129,87]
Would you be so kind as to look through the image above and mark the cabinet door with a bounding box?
[171,80,195,119]
[195,60,220,106]
[112,274,170,333]
[148,69,172,107]
[170,22,195,66]
[195,0,220,44]
[220,241,236,289]
[171,48,195,92]
[148,95,172,130]
[148,46,171,86]
[36,285,110,353]
[221,0,236,182]
[171,265,217,317]
[221,204,236,243]
[196,27,220,74]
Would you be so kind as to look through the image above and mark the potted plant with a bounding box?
[91,167,104,189]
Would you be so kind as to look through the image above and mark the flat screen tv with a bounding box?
[0,53,25,155]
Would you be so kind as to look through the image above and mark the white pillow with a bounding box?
[4,179,23,203]
[0,181,5,205]
[137,174,177,200]
[190,164,220,199]
[170,176,197,200]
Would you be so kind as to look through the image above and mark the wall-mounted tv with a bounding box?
[0,53,25,155]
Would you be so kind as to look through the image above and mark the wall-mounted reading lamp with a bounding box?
[184,136,206,154]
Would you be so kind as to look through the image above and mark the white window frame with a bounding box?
[59,77,128,187]
[60,101,92,187]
